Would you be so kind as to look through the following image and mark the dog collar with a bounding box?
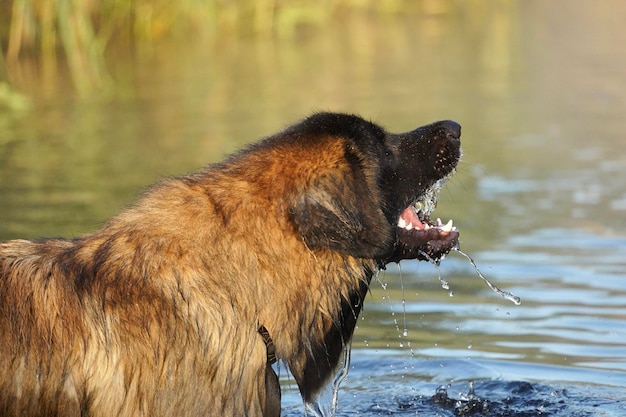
[258,325,277,365]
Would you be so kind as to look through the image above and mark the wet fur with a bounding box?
[0,113,460,416]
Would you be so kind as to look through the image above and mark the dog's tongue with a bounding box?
[398,207,426,231]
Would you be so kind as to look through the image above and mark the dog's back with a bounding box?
[0,180,273,416]
[0,239,87,415]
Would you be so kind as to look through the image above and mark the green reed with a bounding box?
[1,0,406,94]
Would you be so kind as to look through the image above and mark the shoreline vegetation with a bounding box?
[0,0,428,100]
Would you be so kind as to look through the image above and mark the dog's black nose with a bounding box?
[440,120,461,140]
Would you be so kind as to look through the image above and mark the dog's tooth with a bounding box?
[424,224,430,230]
[398,218,407,228]
[440,219,453,233]
[405,223,413,231]
[436,218,443,226]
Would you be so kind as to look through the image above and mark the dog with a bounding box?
[0,112,461,416]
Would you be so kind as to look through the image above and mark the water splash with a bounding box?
[331,340,351,412]
[374,270,387,290]
[304,339,352,417]
[377,268,410,342]
[414,177,450,215]
[397,263,409,338]
[460,380,476,401]
[433,381,489,415]
[419,248,520,305]
[418,250,452,291]
[453,248,522,305]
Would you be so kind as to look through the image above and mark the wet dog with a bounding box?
[0,112,461,416]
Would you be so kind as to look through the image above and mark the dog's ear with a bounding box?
[289,166,393,259]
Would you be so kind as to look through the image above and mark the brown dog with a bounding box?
[0,113,461,416]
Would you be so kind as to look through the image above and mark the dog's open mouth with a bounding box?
[388,177,460,264]
[398,206,455,236]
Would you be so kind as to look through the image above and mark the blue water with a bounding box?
[282,357,625,416]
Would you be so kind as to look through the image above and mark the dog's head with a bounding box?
[287,112,461,265]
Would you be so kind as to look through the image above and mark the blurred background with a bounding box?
[1,0,626,415]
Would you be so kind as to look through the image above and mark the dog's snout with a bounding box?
[440,120,461,140]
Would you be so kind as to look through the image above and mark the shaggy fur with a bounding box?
[0,112,461,416]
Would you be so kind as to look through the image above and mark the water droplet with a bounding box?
[448,290,454,297]
[402,329,409,337]
[467,343,473,350]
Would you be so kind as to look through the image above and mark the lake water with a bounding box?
[1,1,625,415]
